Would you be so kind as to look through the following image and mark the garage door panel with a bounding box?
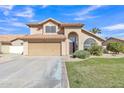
[28,43,61,56]
[9,46,23,54]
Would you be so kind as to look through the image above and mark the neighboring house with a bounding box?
[0,35,24,54]
[103,37,124,46]
[0,18,105,56]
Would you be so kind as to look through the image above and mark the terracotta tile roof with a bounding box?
[102,37,124,46]
[117,38,124,41]
[27,23,84,27]
[26,18,84,27]
[20,34,66,40]
[61,23,83,27]
[26,23,40,27]
[0,35,24,43]
[107,37,124,42]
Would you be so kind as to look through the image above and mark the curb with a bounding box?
[63,62,70,88]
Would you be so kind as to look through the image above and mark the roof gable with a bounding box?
[81,29,105,42]
[27,18,84,27]
[39,18,62,25]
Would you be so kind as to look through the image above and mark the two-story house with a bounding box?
[0,18,105,56]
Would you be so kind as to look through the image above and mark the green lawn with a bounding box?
[65,58,124,88]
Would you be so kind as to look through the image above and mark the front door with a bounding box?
[69,42,77,55]
[68,32,78,55]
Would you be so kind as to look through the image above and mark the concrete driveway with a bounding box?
[0,54,67,88]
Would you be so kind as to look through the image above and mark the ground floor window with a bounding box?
[84,38,96,49]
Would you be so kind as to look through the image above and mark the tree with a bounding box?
[90,28,101,34]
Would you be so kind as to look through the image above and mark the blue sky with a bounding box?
[0,5,124,38]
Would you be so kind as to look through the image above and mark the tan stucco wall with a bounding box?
[1,45,10,53]
[27,21,103,56]
[43,22,59,35]
[30,27,43,35]
[26,26,103,56]
[63,27,81,55]
[62,27,102,56]
[23,41,28,55]
[61,41,66,56]
[79,31,102,49]
[28,42,61,56]
[11,39,24,46]
[29,21,59,35]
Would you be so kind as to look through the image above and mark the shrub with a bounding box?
[84,48,89,51]
[73,50,90,59]
[103,48,108,54]
[107,42,124,54]
[89,44,103,56]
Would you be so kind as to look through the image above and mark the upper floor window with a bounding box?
[45,26,56,33]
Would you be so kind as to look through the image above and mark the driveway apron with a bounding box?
[0,55,64,88]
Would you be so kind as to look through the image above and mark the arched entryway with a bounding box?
[84,38,96,49]
[68,32,78,55]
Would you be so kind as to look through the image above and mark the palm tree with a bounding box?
[90,28,101,34]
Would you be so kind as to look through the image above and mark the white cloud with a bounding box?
[0,21,26,34]
[65,5,103,21]
[0,18,25,27]
[102,23,124,31]
[0,5,15,16]
[0,18,18,23]
[0,5,14,10]
[74,15,98,20]
[0,18,27,35]
[66,5,103,16]
[41,5,48,8]
[0,6,34,18]
[0,26,22,34]
[0,26,16,32]
[11,22,26,27]
[29,19,39,22]
[113,32,124,37]
[14,7,34,18]
[3,11,9,16]
[75,5,102,16]
[10,18,18,21]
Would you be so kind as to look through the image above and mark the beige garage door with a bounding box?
[28,43,61,56]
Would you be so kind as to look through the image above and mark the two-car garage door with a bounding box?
[28,43,61,56]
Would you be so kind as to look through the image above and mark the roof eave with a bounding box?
[81,29,105,42]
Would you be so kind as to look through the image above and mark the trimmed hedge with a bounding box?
[73,50,90,59]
